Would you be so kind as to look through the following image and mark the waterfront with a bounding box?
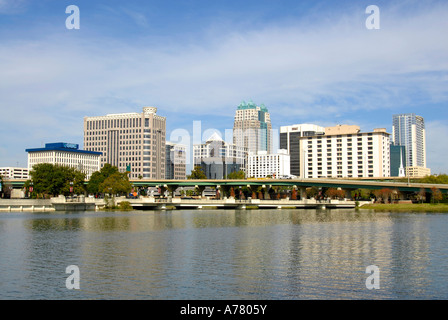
[1,209,448,300]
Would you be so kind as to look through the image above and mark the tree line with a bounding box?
[23,163,132,199]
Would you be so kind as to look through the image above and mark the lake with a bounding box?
[1,209,447,300]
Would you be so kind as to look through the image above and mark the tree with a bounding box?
[417,188,426,203]
[187,166,207,179]
[87,163,120,195]
[373,188,393,203]
[325,188,345,199]
[29,163,85,197]
[99,172,132,196]
[306,186,319,199]
[431,187,443,204]
[226,170,245,179]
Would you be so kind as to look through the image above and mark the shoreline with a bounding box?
[359,203,448,212]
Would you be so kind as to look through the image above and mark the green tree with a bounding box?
[226,170,245,179]
[99,172,132,196]
[431,187,443,204]
[187,166,207,179]
[87,163,120,195]
[29,163,85,197]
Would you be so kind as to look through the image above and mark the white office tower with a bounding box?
[392,113,430,177]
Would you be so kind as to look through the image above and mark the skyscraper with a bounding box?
[392,113,429,177]
[165,142,187,180]
[233,100,272,155]
[280,124,325,177]
[83,107,166,179]
[193,133,247,179]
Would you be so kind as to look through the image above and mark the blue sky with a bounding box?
[1,0,448,173]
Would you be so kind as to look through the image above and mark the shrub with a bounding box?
[119,201,133,210]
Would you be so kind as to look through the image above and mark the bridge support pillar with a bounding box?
[344,189,353,200]
[300,187,307,200]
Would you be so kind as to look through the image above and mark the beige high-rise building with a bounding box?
[83,107,166,179]
[299,126,391,178]
[233,100,272,155]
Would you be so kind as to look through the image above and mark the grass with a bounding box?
[360,203,448,212]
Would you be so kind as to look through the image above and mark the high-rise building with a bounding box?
[83,107,166,179]
[392,113,429,177]
[247,149,290,179]
[26,142,101,179]
[280,124,325,177]
[233,100,272,155]
[299,125,390,178]
[390,145,406,177]
[193,133,247,179]
[165,142,187,180]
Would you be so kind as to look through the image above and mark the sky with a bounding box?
[1,0,447,174]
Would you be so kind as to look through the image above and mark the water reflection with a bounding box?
[0,209,447,299]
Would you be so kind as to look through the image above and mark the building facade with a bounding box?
[233,100,272,155]
[247,149,290,179]
[280,124,325,177]
[390,145,406,177]
[392,113,429,177]
[299,126,391,178]
[0,167,29,179]
[194,133,247,179]
[83,107,166,179]
[26,142,101,179]
[165,142,187,180]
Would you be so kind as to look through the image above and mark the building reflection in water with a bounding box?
[0,209,440,299]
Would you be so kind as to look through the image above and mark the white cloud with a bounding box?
[1,1,448,171]
[0,0,27,14]
[425,121,448,174]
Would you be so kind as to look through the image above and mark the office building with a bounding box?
[26,142,101,179]
[193,132,247,179]
[390,145,406,177]
[83,106,166,179]
[233,100,272,154]
[392,113,429,177]
[299,125,390,178]
[165,142,187,180]
[280,124,325,177]
[0,167,29,179]
[247,149,290,179]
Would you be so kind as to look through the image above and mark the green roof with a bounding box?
[237,100,268,112]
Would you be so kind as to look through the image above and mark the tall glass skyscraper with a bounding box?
[392,113,429,176]
[233,100,272,155]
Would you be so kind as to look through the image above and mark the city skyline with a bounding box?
[1,0,447,173]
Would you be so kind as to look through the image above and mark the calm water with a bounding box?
[0,209,447,300]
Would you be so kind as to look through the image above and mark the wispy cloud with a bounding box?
[0,0,27,14]
[1,1,447,171]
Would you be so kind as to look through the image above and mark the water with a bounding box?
[1,209,447,300]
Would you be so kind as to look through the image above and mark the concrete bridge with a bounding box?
[0,196,361,212]
[6,177,448,194]
[4,178,448,204]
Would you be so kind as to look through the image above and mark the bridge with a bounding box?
[5,177,448,199]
